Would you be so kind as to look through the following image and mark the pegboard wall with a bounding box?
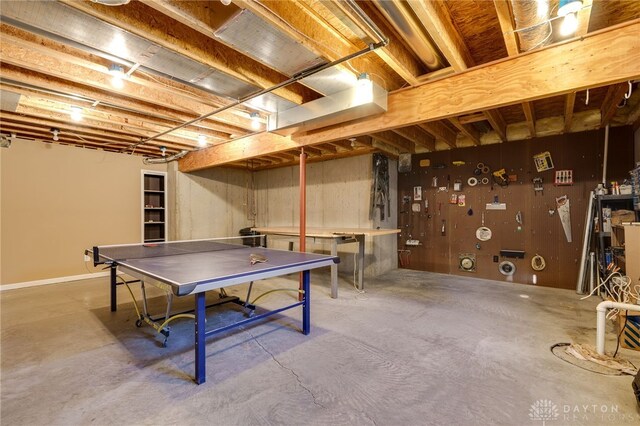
[397,127,635,289]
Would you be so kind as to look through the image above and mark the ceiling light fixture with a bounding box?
[250,112,261,130]
[197,134,207,147]
[355,72,373,104]
[108,64,126,89]
[50,128,60,141]
[70,106,83,122]
[220,0,232,5]
[557,0,582,36]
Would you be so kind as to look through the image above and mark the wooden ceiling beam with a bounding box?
[59,0,316,106]
[0,66,239,137]
[522,101,536,138]
[371,131,416,153]
[483,110,507,142]
[0,24,252,131]
[601,83,629,126]
[302,146,323,156]
[180,22,640,171]
[564,92,577,132]
[297,18,640,144]
[448,117,481,146]
[408,0,475,70]
[0,111,187,152]
[0,38,251,136]
[419,121,457,148]
[317,144,338,154]
[15,100,200,148]
[392,126,436,151]
[458,112,487,124]
[493,0,519,56]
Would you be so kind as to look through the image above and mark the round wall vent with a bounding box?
[499,261,516,276]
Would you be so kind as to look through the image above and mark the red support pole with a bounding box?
[299,148,307,301]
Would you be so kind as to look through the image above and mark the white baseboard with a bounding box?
[1,271,113,292]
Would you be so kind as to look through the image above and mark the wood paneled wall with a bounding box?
[397,127,634,289]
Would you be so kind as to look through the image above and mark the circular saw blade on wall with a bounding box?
[459,253,476,272]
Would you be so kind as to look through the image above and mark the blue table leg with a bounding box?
[194,292,206,384]
[110,264,117,312]
[302,270,310,335]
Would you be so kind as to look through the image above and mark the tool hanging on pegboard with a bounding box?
[369,153,390,221]
[533,177,543,195]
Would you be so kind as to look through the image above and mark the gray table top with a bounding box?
[97,241,339,296]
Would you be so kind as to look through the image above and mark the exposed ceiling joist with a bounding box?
[601,83,630,125]
[419,121,457,148]
[522,101,536,137]
[59,0,316,106]
[564,92,577,132]
[408,0,475,70]
[292,21,640,145]
[392,126,435,151]
[576,0,594,36]
[372,130,415,153]
[493,0,519,56]
[449,117,481,146]
[483,110,507,141]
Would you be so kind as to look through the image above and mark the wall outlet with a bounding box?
[83,254,90,262]
[493,255,499,263]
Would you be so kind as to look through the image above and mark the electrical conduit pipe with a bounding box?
[596,300,640,354]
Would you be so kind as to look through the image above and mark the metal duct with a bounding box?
[371,0,445,70]
[267,81,388,136]
[511,0,552,51]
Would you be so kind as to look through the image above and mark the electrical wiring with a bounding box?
[581,271,638,321]
[250,288,304,305]
[156,313,195,332]
[352,252,365,294]
[531,254,546,271]
[118,275,143,322]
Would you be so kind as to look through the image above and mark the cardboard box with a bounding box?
[618,310,640,351]
[612,210,637,226]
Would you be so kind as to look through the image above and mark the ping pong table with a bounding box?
[92,238,339,384]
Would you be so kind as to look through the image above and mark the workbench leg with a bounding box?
[356,235,365,291]
[110,264,117,312]
[302,270,310,335]
[330,238,338,299]
[194,292,206,385]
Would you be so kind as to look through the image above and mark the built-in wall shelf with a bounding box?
[142,171,167,243]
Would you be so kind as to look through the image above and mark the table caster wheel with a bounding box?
[162,338,168,348]
[135,319,143,328]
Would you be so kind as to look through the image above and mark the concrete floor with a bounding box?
[2,269,640,425]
